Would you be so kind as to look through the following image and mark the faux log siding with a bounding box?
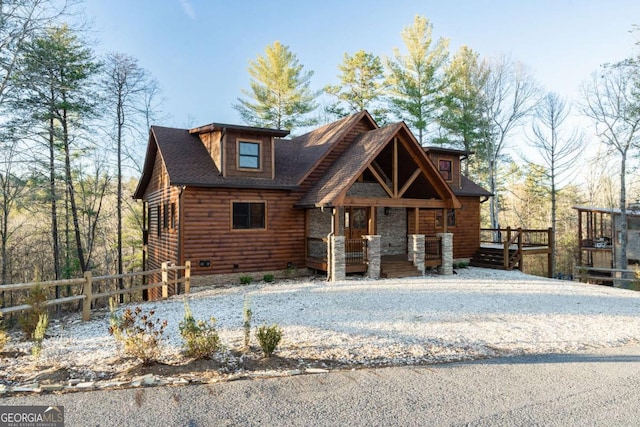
[224,131,273,179]
[410,197,481,259]
[143,154,181,286]
[182,187,305,275]
[453,197,481,259]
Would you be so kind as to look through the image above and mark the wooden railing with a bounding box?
[481,227,553,273]
[345,238,368,265]
[425,236,442,260]
[0,261,191,321]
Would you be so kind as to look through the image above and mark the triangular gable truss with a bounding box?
[335,123,461,209]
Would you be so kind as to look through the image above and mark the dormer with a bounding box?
[423,146,470,190]
[189,123,290,180]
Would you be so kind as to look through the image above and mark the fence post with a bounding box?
[82,271,92,321]
[162,262,168,299]
[184,261,191,294]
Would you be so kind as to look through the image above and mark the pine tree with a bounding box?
[385,15,449,144]
[234,41,318,132]
[324,50,387,123]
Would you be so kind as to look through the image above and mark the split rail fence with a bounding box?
[0,261,191,321]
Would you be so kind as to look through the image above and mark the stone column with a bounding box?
[364,235,381,279]
[437,233,453,275]
[330,235,346,281]
[408,234,425,275]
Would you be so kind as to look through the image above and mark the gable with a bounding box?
[296,122,461,209]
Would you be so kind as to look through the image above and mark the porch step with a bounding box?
[469,248,515,270]
[381,257,421,279]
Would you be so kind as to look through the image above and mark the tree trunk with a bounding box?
[117,98,124,302]
[49,115,61,281]
[618,152,628,272]
[62,105,86,273]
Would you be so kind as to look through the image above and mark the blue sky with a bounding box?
[83,0,639,130]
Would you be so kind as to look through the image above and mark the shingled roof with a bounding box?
[296,123,404,207]
[134,111,487,205]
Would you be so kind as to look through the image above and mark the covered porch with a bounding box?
[304,205,454,280]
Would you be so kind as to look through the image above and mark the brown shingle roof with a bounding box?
[274,111,374,185]
[454,175,492,197]
[296,123,405,207]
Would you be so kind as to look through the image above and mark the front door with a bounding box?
[345,207,368,239]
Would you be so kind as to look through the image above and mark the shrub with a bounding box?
[255,324,283,358]
[179,300,221,359]
[108,303,167,365]
[262,274,274,283]
[240,275,253,285]
[19,284,48,340]
[31,313,49,358]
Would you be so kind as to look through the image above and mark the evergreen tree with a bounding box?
[234,41,318,132]
[437,46,489,177]
[13,25,99,276]
[385,15,449,144]
[324,50,387,123]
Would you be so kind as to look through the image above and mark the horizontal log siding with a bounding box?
[182,187,305,275]
[412,197,481,259]
[452,197,481,259]
[143,154,181,297]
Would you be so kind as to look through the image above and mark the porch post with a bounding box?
[330,235,346,281]
[437,233,453,275]
[408,234,425,275]
[364,235,381,279]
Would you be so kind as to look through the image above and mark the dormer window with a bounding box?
[439,159,452,181]
[238,140,261,170]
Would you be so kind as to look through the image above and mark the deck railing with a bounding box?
[481,227,553,274]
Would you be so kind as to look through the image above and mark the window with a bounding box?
[232,202,266,229]
[436,209,456,228]
[163,202,169,229]
[170,203,176,230]
[156,205,161,236]
[238,141,260,169]
[439,159,452,181]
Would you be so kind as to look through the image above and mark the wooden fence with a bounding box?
[0,261,191,321]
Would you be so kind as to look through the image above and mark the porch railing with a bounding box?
[425,236,442,260]
[345,238,368,265]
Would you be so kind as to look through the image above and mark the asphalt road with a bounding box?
[3,345,640,426]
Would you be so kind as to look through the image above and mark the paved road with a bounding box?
[3,345,640,426]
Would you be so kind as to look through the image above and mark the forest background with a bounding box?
[1,0,640,293]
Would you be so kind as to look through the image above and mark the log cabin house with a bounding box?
[133,110,491,291]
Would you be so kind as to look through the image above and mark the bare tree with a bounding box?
[582,59,640,271]
[481,56,540,232]
[527,92,584,276]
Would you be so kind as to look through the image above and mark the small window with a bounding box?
[439,160,452,181]
[170,203,176,229]
[156,205,161,237]
[232,202,266,229]
[238,141,260,169]
[163,202,169,229]
[436,209,456,228]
